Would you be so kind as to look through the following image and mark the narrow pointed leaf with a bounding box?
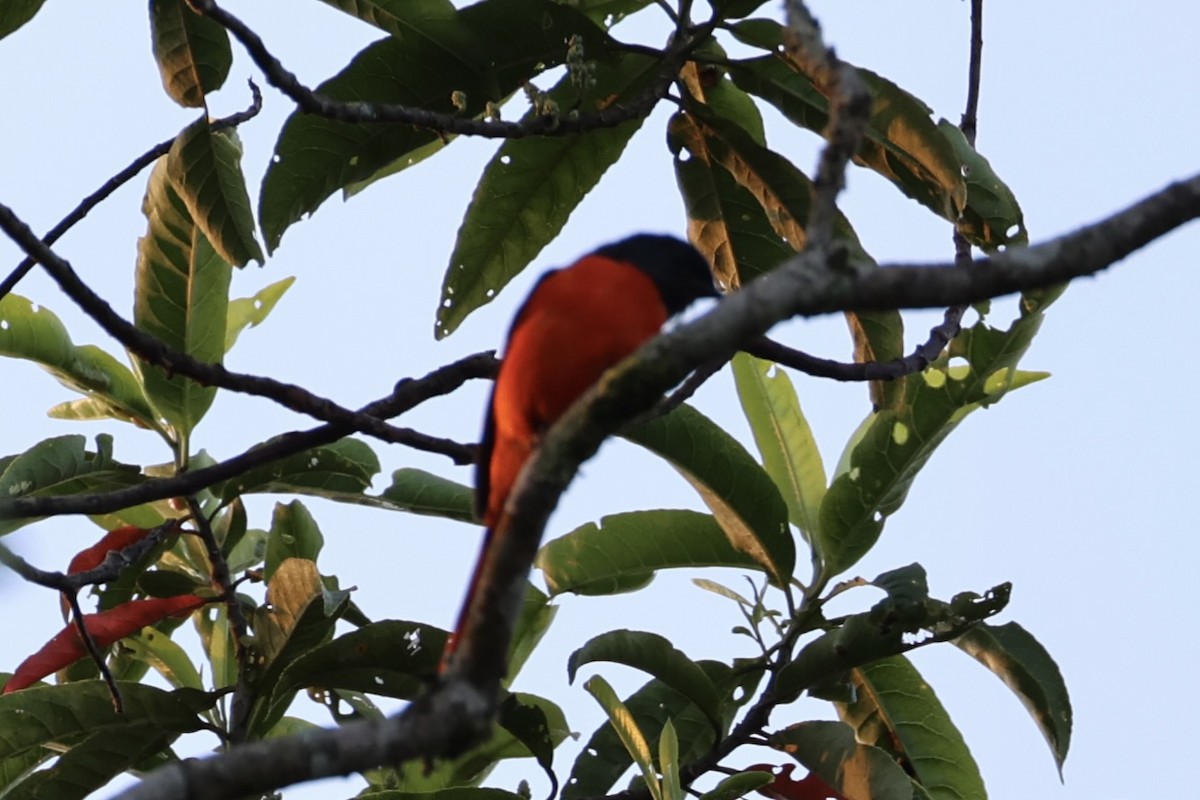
[954,622,1071,774]
[818,313,1048,578]
[660,720,682,800]
[167,118,264,266]
[0,0,47,40]
[121,628,205,691]
[565,661,730,800]
[771,721,912,800]
[437,53,657,337]
[260,0,608,252]
[133,157,232,438]
[938,121,1027,250]
[732,353,826,544]
[699,771,775,800]
[568,630,722,729]
[584,675,661,800]
[225,276,296,351]
[538,509,772,596]
[625,403,794,585]
[0,294,157,427]
[839,656,985,800]
[0,435,142,536]
[149,0,232,108]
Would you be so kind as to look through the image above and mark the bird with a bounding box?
[440,233,719,676]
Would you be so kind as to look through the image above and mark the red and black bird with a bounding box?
[442,233,718,675]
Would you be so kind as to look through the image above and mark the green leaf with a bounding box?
[210,438,381,504]
[133,156,232,440]
[712,0,770,19]
[149,0,232,107]
[497,692,566,782]
[698,771,775,800]
[584,675,662,800]
[508,583,556,682]
[225,276,296,351]
[938,121,1027,250]
[573,0,655,27]
[954,622,1071,775]
[731,353,826,545]
[373,468,474,522]
[537,509,772,596]
[316,0,475,54]
[167,118,264,266]
[0,0,47,40]
[625,404,794,586]
[118,629,205,691]
[436,52,657,337]
[659,719,682,800]
[0,435,142,536]
[770,721,912,800]
[817,314,1048,578]
[358,792,529,800]
[0,294,158,428]
[266,499,326,581]
[839,656,986,800]
[568,630,723,729]
[260,0,608,252]
[669,111,794,288]
[565,662,729,800]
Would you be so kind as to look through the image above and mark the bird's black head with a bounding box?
[594,234,720,315]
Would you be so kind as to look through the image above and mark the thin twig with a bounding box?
[0,352,496,519]
[63,589,124,713]
[0,82,263,303]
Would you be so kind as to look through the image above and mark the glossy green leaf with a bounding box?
[771,721,912,800]
[569,630,722,728]
[121,628,205,691]
[0,435,141,536]
[260,0,608,252]
[564,661,730,800]
[225,276,296,351]
[210,438,380,504]
[266,499,326,581]
[840,656,985,800]
[133,156,232,440]
[954,621,1071,775]
[167,119,264,267]
[817,314,1049,578]
[625,404,794,585]
[585,675,662,800]
[0,0,47,40]
[437,53,657,337]
[659,719,682,800]
[731,353,825,545]
[938,121,1027,250]
[374,468,474,521]
[538,509,770,596]
[149,0,232,107]
[0,294,158,428]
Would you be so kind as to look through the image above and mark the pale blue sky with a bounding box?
[0,3,1195,799]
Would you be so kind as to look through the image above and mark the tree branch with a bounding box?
[0,353,496,519]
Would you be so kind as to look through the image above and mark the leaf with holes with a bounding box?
[225,276,295,351]
[265,500,325,581]
[625,403,794,585]
[839,656,986,800]
[437,52,658,337]
[210,438,380,504]
[149,0,232,107]
[260,0,609,252]
[817,315,1050,578]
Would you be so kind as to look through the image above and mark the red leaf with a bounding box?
[67,525,155,574]
[3,595,207,694]
[748,764,849,800]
